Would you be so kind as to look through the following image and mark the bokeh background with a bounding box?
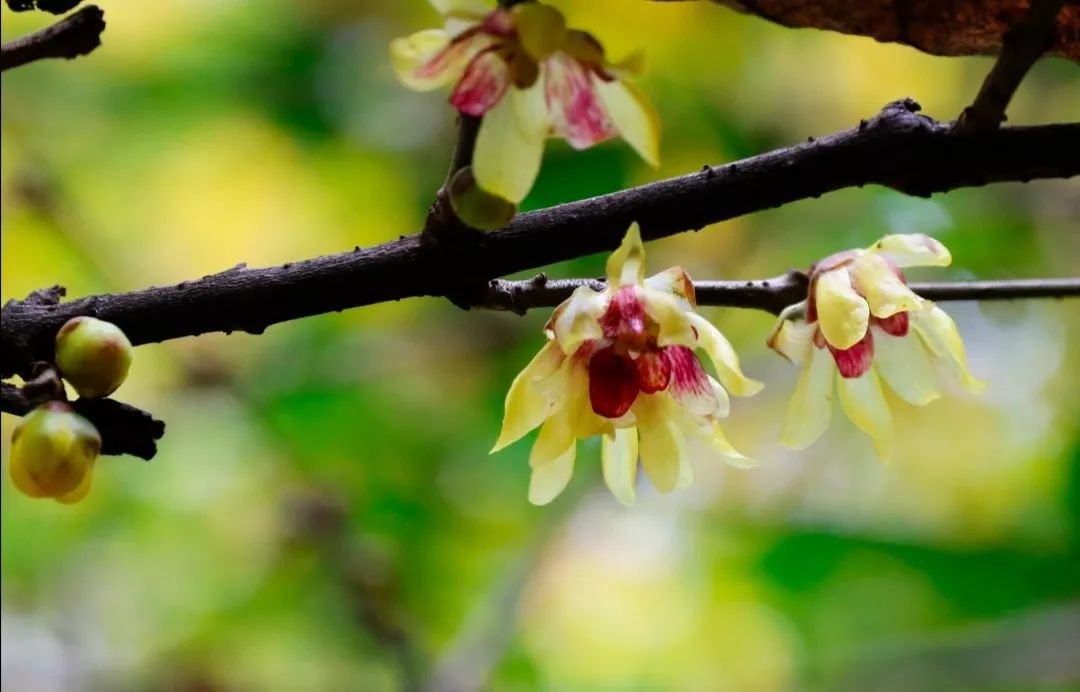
[3,1,1079,690]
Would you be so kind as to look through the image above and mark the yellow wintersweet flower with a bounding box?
[768,234,985,459]
[391,0,660,203]
[493,224,762,506]
[9,402,101,504]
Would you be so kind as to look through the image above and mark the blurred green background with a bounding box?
[2,1,1079,690]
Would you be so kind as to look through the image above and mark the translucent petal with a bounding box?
[602,427,639,506]
[449,48,510,116]
[645,290,697,348]
[837,369,894,460]
[709,375,731,419]
[870,233,952,268]
[391,29,489,92]
[814,267,870,350]
[513,3,567,61]
[492,340,566,452]
[873,329,941,406]
[546,286,606,355]
[686,313,764,397]
[528,445,575,505]
[634,395,684,493]
[911,303,986,393]
[850,253,923,318]
[644,266,696,309]
[780,345,835,450]
[57,469,94,505]
[606,222,646,287]
[544,53,617,149]
[767,316,815,365]
[529,399,577,467]
[9,452,45,498]
[595,79,661,167]
[473,84,547,203]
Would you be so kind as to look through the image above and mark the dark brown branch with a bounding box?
[6,0,83,13]
[3,100,1078,381]
[0,382,164,459]
[479,275,1080,315]
[955,0,1066,133]
[0,5,104,72]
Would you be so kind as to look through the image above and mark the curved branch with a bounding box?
[956,0,1067,133]
[479,275,1080,315]
[3,100,1078,379]
[0,5,105,72]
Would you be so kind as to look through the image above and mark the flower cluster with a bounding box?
[493,224,761,506]
[8,317,133,503]
[391,0,659,204]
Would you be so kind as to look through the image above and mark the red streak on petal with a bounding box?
[664,345,717,414]
[828,330,875,378]
[450,49,511,116]
[633,350,671,394]
[544,54,616,149]
[588,346,640,418]
[599,286,647,341]
[874,311,909,337]
[482,9,515,37]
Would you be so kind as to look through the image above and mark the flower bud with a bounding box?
[55,316,133,398]
[10,402,101,504]
[448,167,517,231]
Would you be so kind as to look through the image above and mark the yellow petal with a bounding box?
[512,3,567,61]
[911,303,986,394]
[606,222,646,287]
[837,369,894,460]
[850,253,923,318]
[595,79,661,167]
[766,314,815,365]
[634,395,685,493]
[676,407,756,468]
[644,266,696,309]
[645,290,697,348]
[686,313,764,397]
[528,445,575,505]
[873,329,941,406]
[9,451,45,498]
[602,427,639,506]
[814,267,869,350]
[492,340,566,452]
[780,345,835,450]
[57,468,94,504]
[546,286,606,355]
[870,234,952,268]
[709,375,731,418]
[390,29,489,92]
[472,83,547,203]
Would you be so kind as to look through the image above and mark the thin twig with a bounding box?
[480,275,1080,315]
[955,0,1066,133]
[2,100,1077,380]
[0,5,105,72]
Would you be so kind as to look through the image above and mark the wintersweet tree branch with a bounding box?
[3,100,1078,383]
[955,0,1066,133]
[479,275,1080,315]
[0,5,105,72]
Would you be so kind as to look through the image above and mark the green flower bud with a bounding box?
[10,401,101,504]
[448,167,517,231]
[55,316,133,398]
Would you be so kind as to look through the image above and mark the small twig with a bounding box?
[424,115,483,239]
[478,275,1080,315]
[0,5,105,72]
[0,382,165,459]
[955,0,1066,133]
[6,0,83,13]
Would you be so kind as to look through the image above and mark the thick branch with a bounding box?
[956,0,1067,133]
[0,382,164,459]
[479,275,1080,315]
[3,100,1078,379]
[0,5,104,72]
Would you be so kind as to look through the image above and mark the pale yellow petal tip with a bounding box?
[963,374,988,395]
[723,453,759,469]
[609,489,637,507]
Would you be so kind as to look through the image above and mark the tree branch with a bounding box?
[0,382,165,459]
[2,100,1078,381]
[0,5,104,72]
[479,275,1080,315]
[955,0,1066,133]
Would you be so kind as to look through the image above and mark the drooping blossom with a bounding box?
[768,234,985,459]
[493,224,762,506]
[391,0,659,203]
